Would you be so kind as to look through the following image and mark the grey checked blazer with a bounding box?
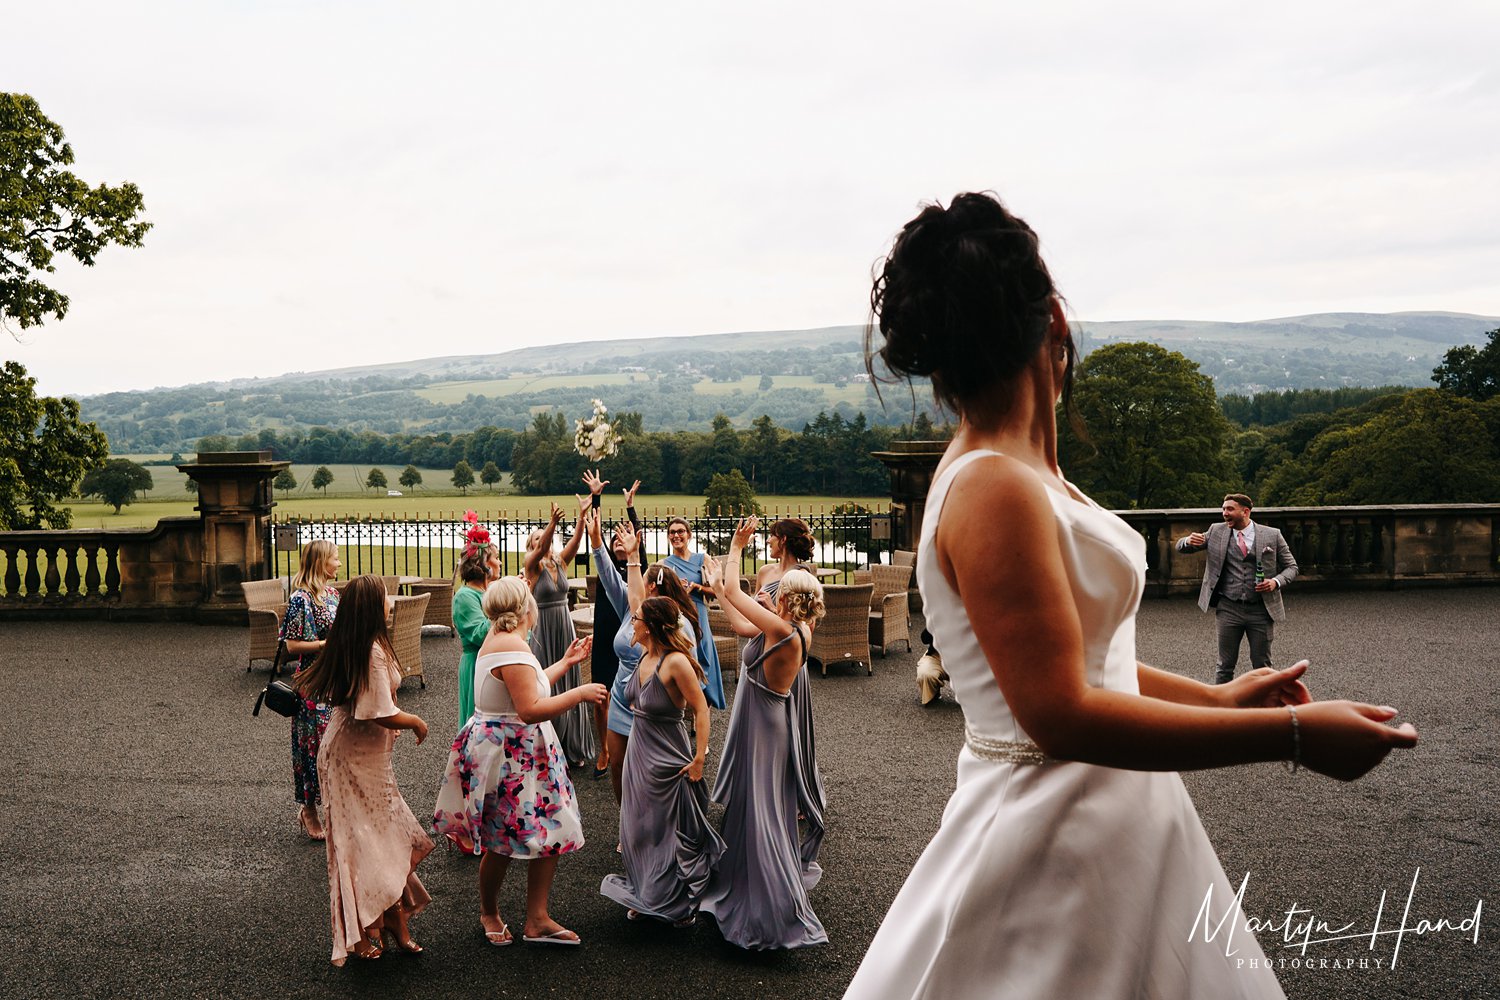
[1175,521,1298,622]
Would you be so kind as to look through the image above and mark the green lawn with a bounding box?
[61,492,888,531]
[108,463,501,505]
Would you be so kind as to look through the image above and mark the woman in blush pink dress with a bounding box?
[296,574,433,964]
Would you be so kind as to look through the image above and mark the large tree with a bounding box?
[1433,328,1500,401]
[1261,390,1500,505]
[79,457,152,513]
[0,360,108,528]
[310,465,334,495]
[1060,342,1233,509]
[1,94,151,334]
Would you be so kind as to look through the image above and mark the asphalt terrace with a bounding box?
[2,589,1496,1000]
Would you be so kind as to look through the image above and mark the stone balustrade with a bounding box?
[1122,504,1500,596]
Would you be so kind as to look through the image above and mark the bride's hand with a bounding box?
[1221,660,1311,708]
[1294,701,1417,781]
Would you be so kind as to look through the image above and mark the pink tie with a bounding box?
[1236,532,1248,557]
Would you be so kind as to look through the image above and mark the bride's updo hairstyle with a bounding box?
[483,576,537,634]
[867,192,1072,419]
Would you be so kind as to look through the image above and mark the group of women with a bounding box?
[279,476,832,963]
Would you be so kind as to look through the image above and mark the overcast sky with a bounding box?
[5,1,1498,397]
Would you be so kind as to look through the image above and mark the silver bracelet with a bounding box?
[1285,704,1301,774]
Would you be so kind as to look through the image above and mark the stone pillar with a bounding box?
[872,440,948,611]
[177,451,289,621]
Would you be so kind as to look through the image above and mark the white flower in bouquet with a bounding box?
[574,399,623,460]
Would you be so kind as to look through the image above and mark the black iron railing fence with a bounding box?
[266,505,895,583]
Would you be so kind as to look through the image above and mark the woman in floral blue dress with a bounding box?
[433,577,607,947]
[280,539,341,840]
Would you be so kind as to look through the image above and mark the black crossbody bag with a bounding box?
[252,639,302,717]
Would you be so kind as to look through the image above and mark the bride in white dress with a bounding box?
[844,193,1418,1000]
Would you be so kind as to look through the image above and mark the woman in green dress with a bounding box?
[453,513,501,729]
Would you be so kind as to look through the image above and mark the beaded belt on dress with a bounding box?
[964,725,1049,765]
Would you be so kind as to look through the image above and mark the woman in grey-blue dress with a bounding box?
[699,559,828,950]
[600,597,723,924]
[526,500,592,766]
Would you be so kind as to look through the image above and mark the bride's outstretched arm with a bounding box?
[1137,662,1311,708]
[940,453,1415,781]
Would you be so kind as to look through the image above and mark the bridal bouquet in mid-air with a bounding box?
[574,398,623,461]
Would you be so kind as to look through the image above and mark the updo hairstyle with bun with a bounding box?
[457,543,499,584]
[768,518,815,563]
[777,568,826,624]
[483,576,538,635]
[866,192,1072,419]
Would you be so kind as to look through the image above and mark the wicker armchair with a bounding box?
[809,583,873,676]
[892,549,916,568]
[241,579,288,672]
[406,578,456,635]
[389,592,431,688]
[706,606,744,680]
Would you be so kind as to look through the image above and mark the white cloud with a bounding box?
[5,0,1497,395]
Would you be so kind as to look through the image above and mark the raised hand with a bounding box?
[548,502,564,525]
[1295,701,1418,781]
[701,557,724,594]
[732,516,759,549]
[623,479,641,506]
[582,469,609,496]
[576,493,590,517]
[617,520,639,555]
[1223,660,1312,708]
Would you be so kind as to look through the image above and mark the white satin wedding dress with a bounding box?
[844,450,1284,1000]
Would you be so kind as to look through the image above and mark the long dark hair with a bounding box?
[866,191,1077,427]
[640,596,704,683]
[294,575,395,707]
[643,563,697,624]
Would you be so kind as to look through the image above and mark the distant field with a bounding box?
[61,492,887,532]
[692,374,875,407]
[416,373,649,404]
[414,372,876,411]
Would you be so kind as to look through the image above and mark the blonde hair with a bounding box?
[291,540,338,605]
[483,577,537,634]
[777,568,826,624]
[526,527,558,572]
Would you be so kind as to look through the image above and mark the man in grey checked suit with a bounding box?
[1175,493,1299,684]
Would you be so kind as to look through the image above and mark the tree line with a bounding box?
[1059,329,1500,509]
[199,408,899,499]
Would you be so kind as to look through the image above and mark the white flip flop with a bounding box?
[523,929,581,946]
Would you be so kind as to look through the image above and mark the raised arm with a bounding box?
[557,495,588,570]
[590,514,630,617]
[706,545,789,640]
[702,555,758,638]
[617,521,646,614]
[942,454,1414,780]
[525,503,564,584]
